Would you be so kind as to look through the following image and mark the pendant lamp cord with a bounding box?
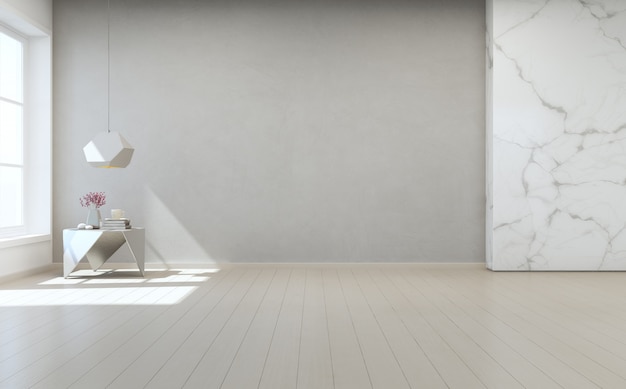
[107,0,111,133]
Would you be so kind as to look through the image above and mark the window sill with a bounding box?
[0,234,51,249]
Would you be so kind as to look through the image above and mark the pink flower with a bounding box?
[80,192,106,208]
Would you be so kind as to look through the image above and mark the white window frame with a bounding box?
[0,24,26,238]
[0,10,51,247]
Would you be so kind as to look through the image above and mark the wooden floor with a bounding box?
[1,264,626,388]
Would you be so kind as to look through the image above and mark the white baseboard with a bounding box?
[0,263,57,285]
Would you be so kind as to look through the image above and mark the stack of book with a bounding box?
[101,218,132,230]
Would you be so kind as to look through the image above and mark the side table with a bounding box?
[63,227,145,278]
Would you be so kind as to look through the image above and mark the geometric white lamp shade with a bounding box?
[83,131,134,168]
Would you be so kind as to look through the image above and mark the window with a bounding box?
[0,28,24,237]
[0,10,51,245]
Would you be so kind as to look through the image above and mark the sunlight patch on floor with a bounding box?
[0,286,197,306]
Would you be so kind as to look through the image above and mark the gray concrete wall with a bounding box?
[53,0,485,263]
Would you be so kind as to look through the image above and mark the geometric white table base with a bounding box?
[63,228,145,278]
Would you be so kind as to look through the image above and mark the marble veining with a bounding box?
[488,0,626,270]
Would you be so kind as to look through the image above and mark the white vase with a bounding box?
[86,205,101,229]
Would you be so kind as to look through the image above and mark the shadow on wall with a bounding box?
[143,186,216,263]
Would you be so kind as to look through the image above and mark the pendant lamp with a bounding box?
[83,0,134,168]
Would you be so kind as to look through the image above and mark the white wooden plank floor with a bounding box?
[1,264,626,388]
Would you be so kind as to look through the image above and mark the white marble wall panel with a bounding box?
[488,0,626,270]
